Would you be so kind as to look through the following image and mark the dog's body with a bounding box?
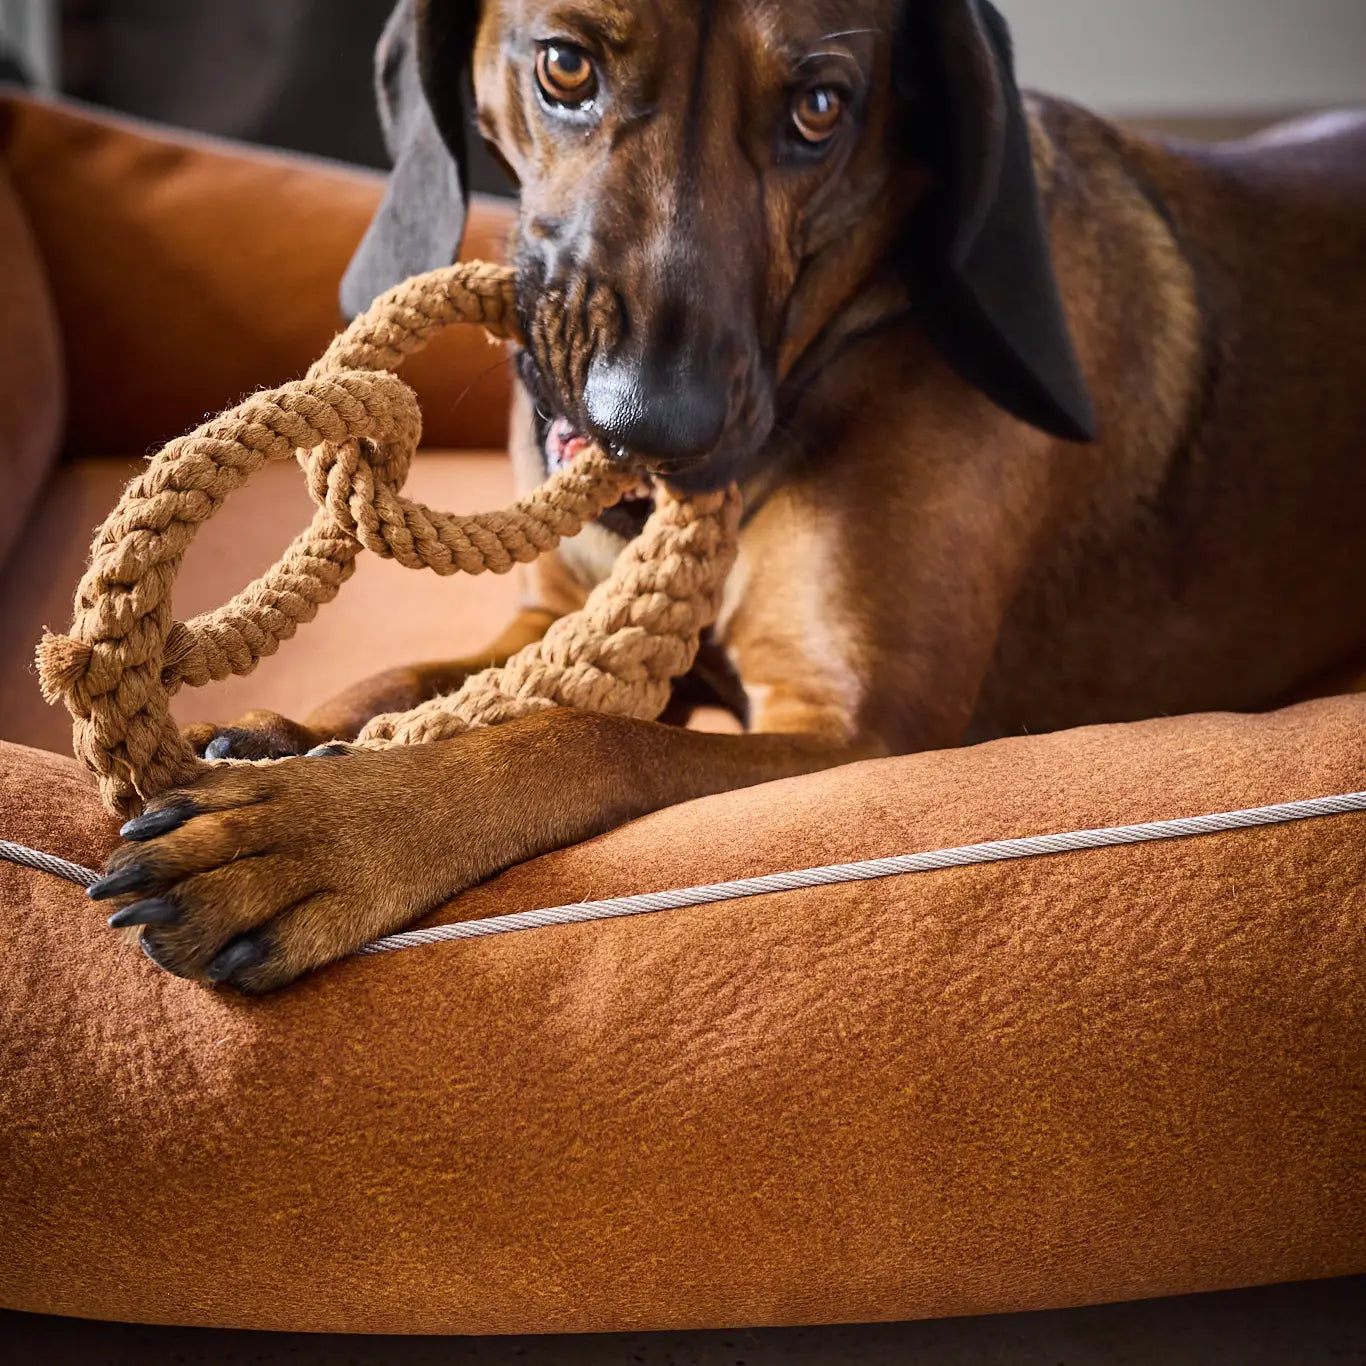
[94,2,1366,992]
[523,100,1366,750]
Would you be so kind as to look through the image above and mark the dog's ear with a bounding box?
[341,0,481,319]
[897,0,1096,442]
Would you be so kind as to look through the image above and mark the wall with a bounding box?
[1004,0,1366,114]
[0,0,57,89]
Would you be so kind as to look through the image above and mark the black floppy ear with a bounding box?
[341,0,480,319]
[898,0,1096,442]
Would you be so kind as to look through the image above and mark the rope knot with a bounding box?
[296,369,421,542]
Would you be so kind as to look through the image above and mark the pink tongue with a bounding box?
[546,416,594,471]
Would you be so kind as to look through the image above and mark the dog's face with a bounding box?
[344,0,1095,499]
[472,0,908,489]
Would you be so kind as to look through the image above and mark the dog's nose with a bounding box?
[583,352,729,462]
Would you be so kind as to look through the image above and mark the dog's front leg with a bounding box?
[91,709,866,993]
[181,608,560,760]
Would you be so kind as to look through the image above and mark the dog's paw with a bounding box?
[182,710,322,762]
[88,745,473,993]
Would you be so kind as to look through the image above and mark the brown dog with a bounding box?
[91,0,1366,992]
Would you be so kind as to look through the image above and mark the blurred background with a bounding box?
[1,0,1365,189]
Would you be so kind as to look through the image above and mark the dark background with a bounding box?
[57,0,515,193]
[14,0,1363,192]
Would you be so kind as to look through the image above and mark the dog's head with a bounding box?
[344,0,1094,492]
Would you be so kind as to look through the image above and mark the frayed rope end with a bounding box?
[35,632,93,706]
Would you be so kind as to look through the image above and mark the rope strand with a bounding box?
[35,262,740,818]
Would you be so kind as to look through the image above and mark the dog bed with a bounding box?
[0,118,61,567]
[3,696,1364,1334]
[2,88,1364,1337]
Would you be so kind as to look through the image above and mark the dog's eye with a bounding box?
[791,86,844,144]
[536,43,598,108]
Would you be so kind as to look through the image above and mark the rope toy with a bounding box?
[36,262,742,820]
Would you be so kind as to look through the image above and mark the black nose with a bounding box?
[583,352,729,462]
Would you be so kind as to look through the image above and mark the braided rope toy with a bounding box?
[36,262,742,820]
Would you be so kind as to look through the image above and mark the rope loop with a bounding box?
[37,262,741,819]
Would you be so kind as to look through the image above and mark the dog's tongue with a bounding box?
[546,415,655,507]
[545,416,595,472]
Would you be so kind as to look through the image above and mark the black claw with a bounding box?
[307,744,353,758]
[108,898,180,929]
[87,865,155,902]
[206,935,271,985]
[120,803,193,842]
[205,732,241,761]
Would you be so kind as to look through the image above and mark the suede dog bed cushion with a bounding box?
[2,696,1364,1334]
[0,91,513,458]
[0,136,62,567]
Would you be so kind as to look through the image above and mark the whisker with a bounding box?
[817,27,880,43]
[443,353,518,420]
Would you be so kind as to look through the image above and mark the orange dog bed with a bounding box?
[2,92,1364,1337]
[3,696,1365,1334]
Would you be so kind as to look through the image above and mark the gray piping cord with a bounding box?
[0,841,100,889]
[4,790,1365,957]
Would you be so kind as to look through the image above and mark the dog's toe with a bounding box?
[204,732,240,761]
[185,711,321,762]
[120,802,196,843]
[200,725,299,761]
[108,898,181,929]
[88,864,161,901]
[140,929,194,979]
[205,933,274,986]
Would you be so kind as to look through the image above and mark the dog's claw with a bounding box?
[206,935,272,986]
[190,716,319,762]
[88,866,155,902]
[108,898,180,929]
[120,804,193,842]
[205,734,238,761]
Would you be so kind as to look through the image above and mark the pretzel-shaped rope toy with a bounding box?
[36,262,742,820]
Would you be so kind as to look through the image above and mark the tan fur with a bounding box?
[97,1,1366,991]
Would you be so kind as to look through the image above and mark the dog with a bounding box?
[89,0,1366,992]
